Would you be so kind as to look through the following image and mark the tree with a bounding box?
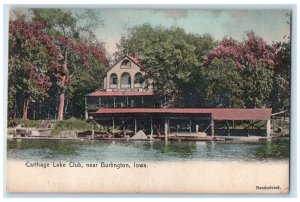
[9,20,55,119]
[207,31,276,108]
[207,32,275,69]
[31,9,107,120]
[9,9,107,120]
[241,65,274,108]
[205,58,244,107]
[270,41,291,112]
[115,24,216,107]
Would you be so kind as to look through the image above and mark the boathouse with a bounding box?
[85,55,272,140]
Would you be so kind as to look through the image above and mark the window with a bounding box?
[109,73,118,88]
[120,72,131,88]
[134,72,144,84]
[121,59,131,68]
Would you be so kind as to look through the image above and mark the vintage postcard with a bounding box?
[6,7,291,193]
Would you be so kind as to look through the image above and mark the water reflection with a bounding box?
[7,139,289,162]
[254,139,290,160]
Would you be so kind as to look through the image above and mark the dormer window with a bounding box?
[121,59,131,69]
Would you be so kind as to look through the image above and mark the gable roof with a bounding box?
[105,55,142,74]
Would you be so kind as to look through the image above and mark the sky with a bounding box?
[89,9,290,55]
[10,8,291,56]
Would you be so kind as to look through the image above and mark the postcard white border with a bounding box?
[1,0,298,201]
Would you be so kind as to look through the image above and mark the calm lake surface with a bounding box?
[7,139,289,162]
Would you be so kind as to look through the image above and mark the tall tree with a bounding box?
[207,31,276,108]
[31,9,107,120]
[9,20,55,119]
[9,9,107,120]
[271,41,291,112]
[115,24,215,107]
[205,58,244,107]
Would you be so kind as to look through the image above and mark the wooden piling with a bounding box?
[165,117,168,142]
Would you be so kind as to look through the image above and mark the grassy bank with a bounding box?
[8,119,42,128]
[50,118,106,136]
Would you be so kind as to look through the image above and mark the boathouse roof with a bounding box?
[95,108,272,120]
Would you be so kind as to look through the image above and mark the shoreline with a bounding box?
[7,135,289,142]
[6,159,289,193]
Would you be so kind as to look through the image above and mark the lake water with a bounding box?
[7,139,289,162]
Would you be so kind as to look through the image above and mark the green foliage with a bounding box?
[66,63,106,113]
[8,29,51,112]
[8,8,107,120]
[12,119,42,127]
[116,24,216,106]
[32,8,77,37]
[242,65,274,108]
[271,41,291,112]
[50,118,98,135]
[205,59,244,107]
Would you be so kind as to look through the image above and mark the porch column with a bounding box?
[113,97,116,108]
[211,119,214,136]
[131,73,134,89]
[134,118,137,134]
[98,97,101,108]
[150,117,153,139]
[266,119,271,137]
[164,117,168,142]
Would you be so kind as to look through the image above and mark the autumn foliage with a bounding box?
[9,18,107,120]
[207,32,276,69]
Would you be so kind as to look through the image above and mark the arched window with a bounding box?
[121,59,131,68]
[110,73,118,84]
[134,72,144,88]
[109,73,118,88]
[120,72,131,88]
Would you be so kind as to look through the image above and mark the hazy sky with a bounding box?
[91,9,290,55]
[11,8,290,55]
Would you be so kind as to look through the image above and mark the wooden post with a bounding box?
[196,125,199,133]
[266,119,271,137]
[150,117,153,139]
[211,119,214,136]
[84,96,88,120]
[134,118,137,134]
[272,117,275,132]
[112,117,115,137]
[189,118,192,133]
[91,122,95,140]
[164,117,168,142]
[113,97,116,108]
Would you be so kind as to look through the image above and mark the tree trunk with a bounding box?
[57,92,65,120]
[22,95,29,120]
[57,52,68,121]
